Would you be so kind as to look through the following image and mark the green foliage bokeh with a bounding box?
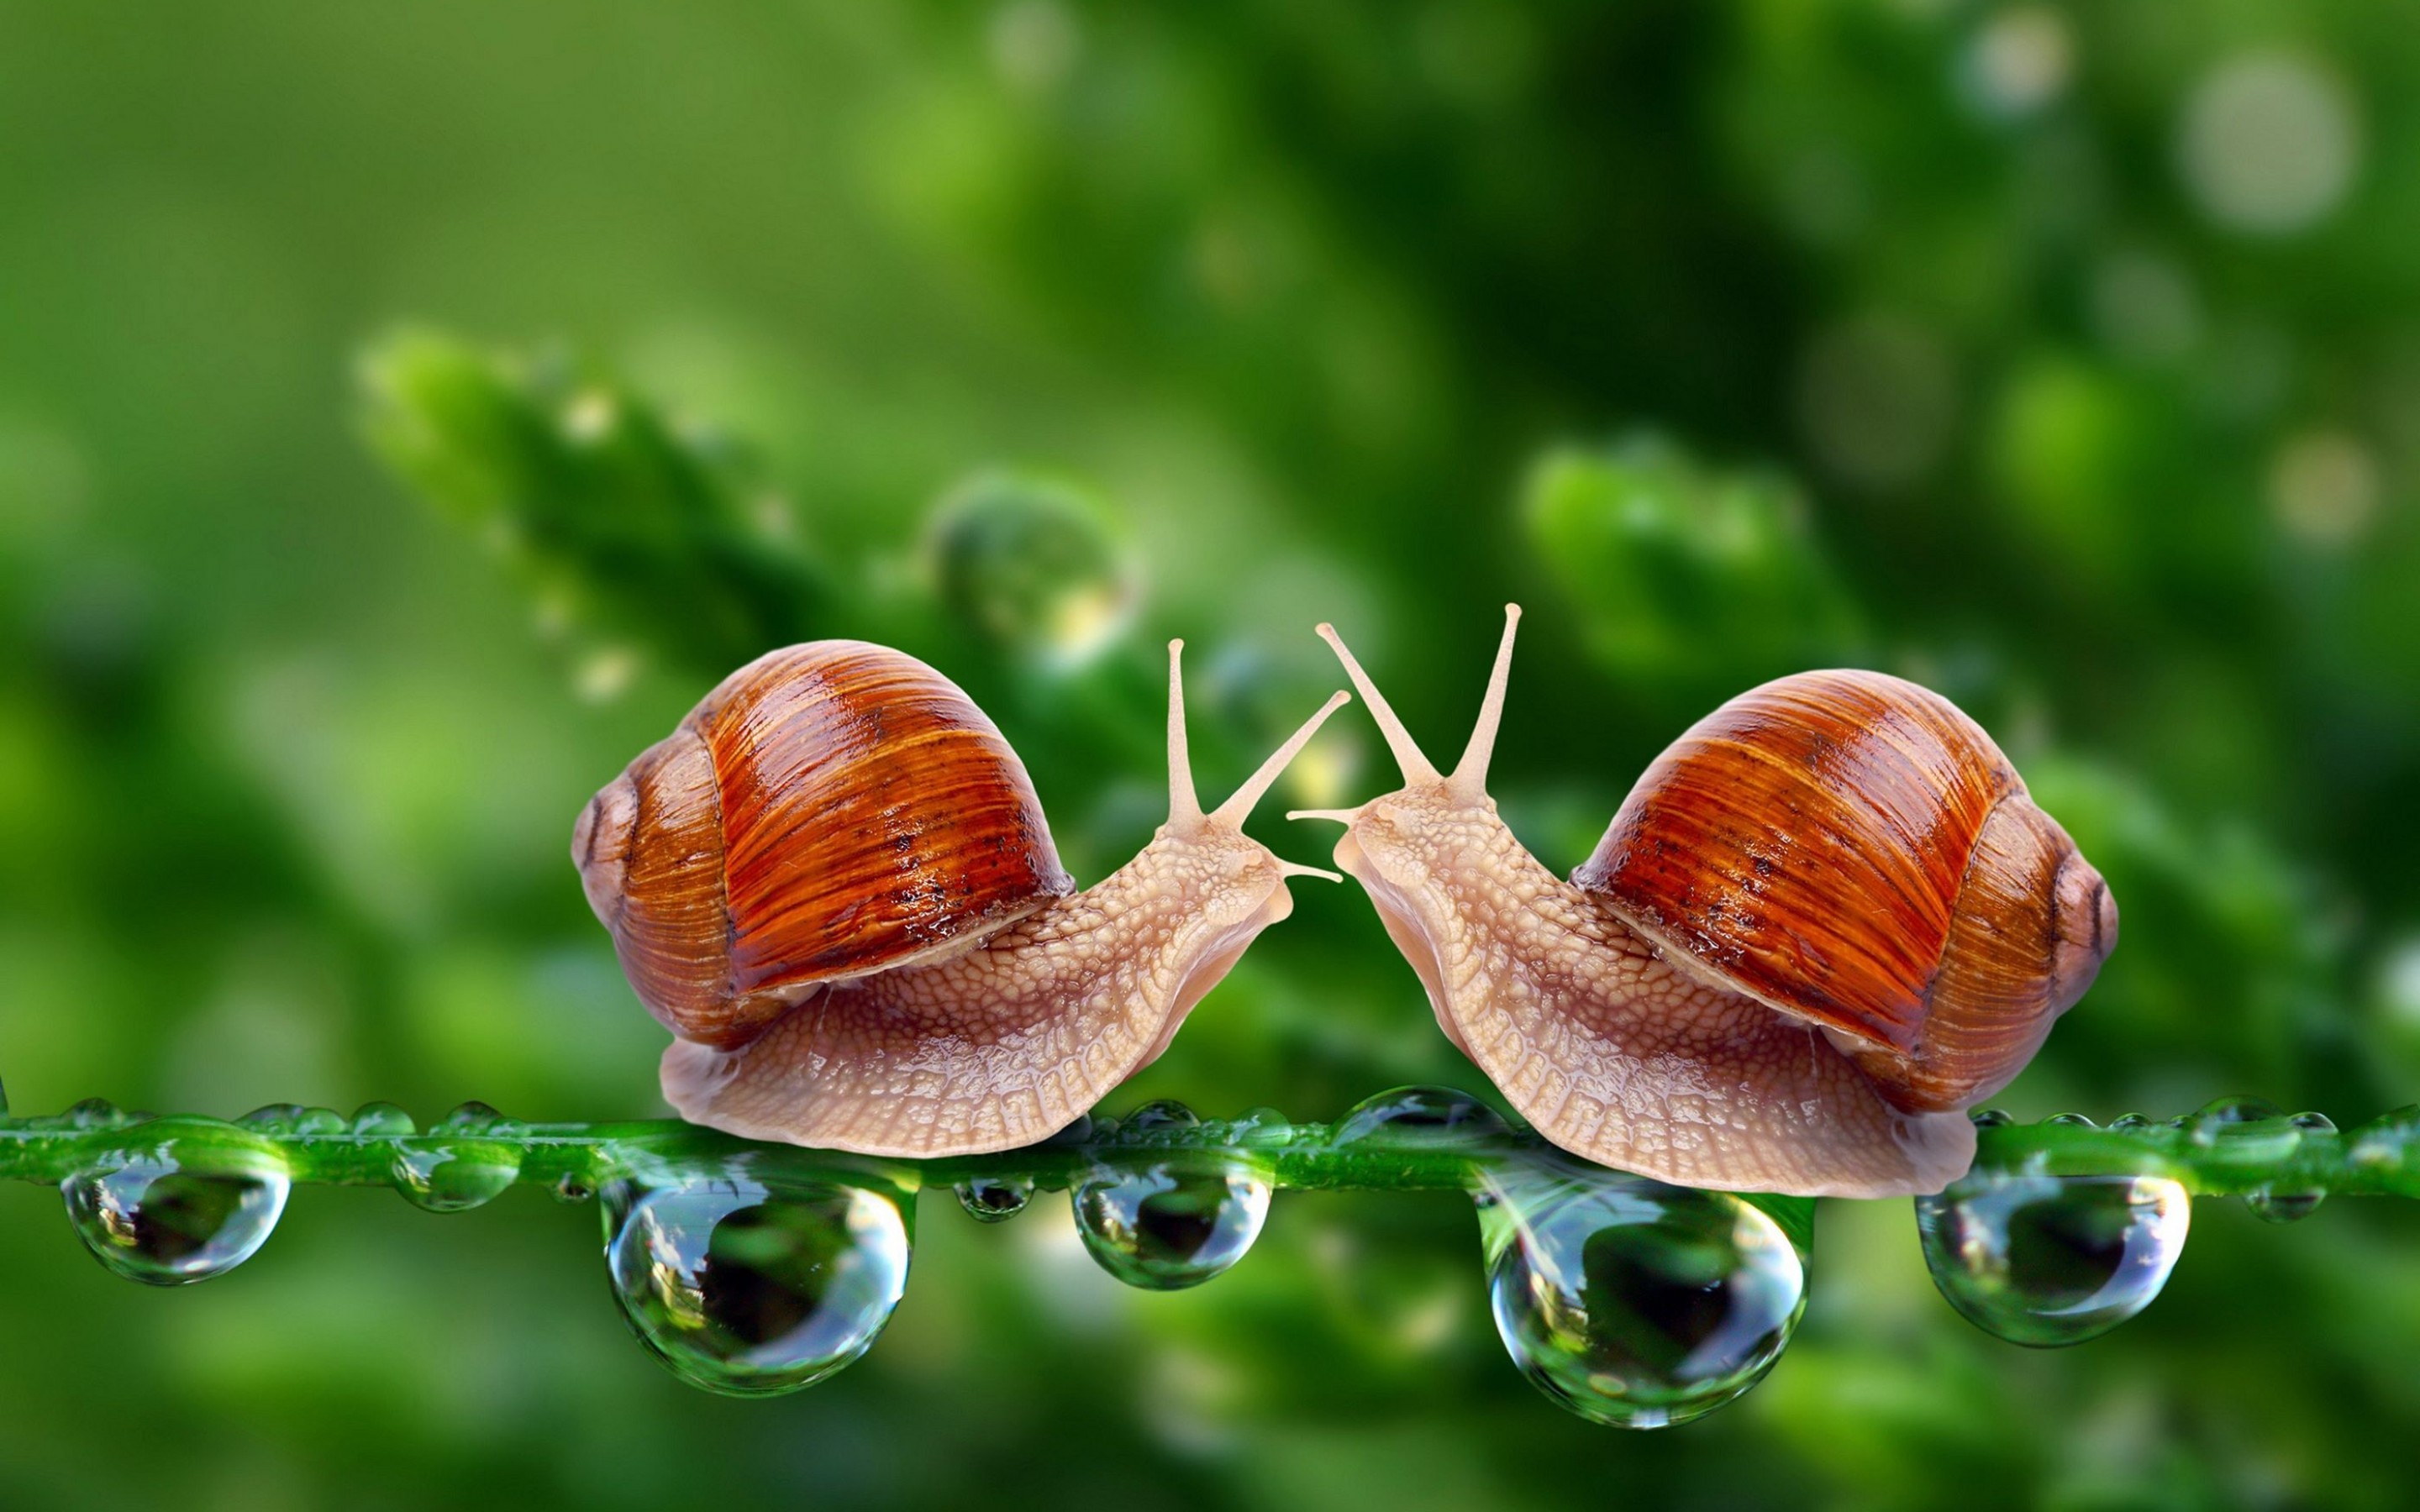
[3,3,2419,1508]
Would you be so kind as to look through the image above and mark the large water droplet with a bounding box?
[1476,1159,1807,1429]
[1072,1160,1271,1289]
[1916,1173,2189,1346]
[605,1173,913,1396]
[1333,1085,1508,1145]
[63,1131,291,1284]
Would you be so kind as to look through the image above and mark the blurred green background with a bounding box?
[4,2,2418,1507]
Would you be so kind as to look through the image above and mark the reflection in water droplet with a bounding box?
[1072,1161,1271,1289]
[605,1174,913,1396]
[1233,1107,1294,1147]
[437,1100,509,1132]
[64,1136,291,1284]
[1969,1107,2014,1128]
[955,1176,1034,1223]
[2244,1185,2324,1224]
[2183,1097,2302,1164]
[350,1102,417,1137]
[1121,1100,1200,1134]
[1916,1173,2189,1346]
[392,1142,523,1212]
[1333,1086,1508,1145]
[1476,1160,1807,1429]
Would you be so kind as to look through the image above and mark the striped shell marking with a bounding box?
[1574,669,2113,1112]
[575,641,1073,1047]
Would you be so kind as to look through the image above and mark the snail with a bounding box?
[1294,606,2116,1198]
[575,638,1348,1157]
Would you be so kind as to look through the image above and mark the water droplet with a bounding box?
[553,1172,597,1205]
[1333,1086,1509,1146]
[1969,1107,2014,1128]
[436,1100,511,1133]
[238,1104,350,1136]
[605,1173,913,1396]
[1072,1160,1271,1289]
[1476,1159,1807,1429]
[2108,1113,2157,1131]
[66,1097,123,1129]
[2044,1112,2097,1127]
[1121,1100,1199,1135]
[63,1132,291,1284]
[2186,1096,2293,1157]
[1916,1172,2189,1346]
[350,1102,417,1137]
[926,471,1138,669]
[955,1175,1034,1223]
[392,1141,523,1212]
[2244,1185,2325,1224]
[2240,1114,2335,1222]
[1233,1107,1294,1147]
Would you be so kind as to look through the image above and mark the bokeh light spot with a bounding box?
[2179,53,2360,234]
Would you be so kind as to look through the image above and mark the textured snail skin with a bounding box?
[664,822,1299,1156]
[1326,785,1973,1197]
[1300,607,2111,1199]
[580,638,1348,1158]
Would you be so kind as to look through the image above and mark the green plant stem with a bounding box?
[2,1099,2413,1200]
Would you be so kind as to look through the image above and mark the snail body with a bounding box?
[1297,608,2115,1199]
[577,639,1345,1157]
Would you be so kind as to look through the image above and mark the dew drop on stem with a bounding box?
[1474,1156,1807,1429]
[62,1131,291,1285]
[1333,1085,1509,1147]
[1071,1158,1271,1289]
[955,1174,1034,1222]
[392,1141,523,1213]
[603,1171,913,1396]
[1915,1172,2189,1345]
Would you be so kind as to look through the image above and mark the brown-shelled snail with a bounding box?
[574,638,1348,1157]
[1296,606,2117,1198]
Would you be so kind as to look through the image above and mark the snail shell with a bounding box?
[572,641,1074,1050]
[1572,669,2116,1114]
